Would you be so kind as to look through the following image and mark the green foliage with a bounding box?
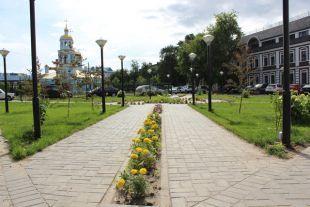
[266,143,287,159]
[241,89,250,98]
[291,93,310,123]
[271,93,283,136]
[39,99,49,126]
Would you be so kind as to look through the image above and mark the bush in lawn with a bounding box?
[266,143,287,159]
[291,93,310,124]
[241,89,250,98]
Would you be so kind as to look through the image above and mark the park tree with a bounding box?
[130,60,139,95]
[206,11,242,87]
[158,45,186,86]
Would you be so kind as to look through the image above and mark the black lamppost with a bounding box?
[220,70,224,93]
[147,68,152,100]
[118,55,126,107]
[96,39,107,114]
[282,0,291,147]
[189,53,197,105]
[0,49,10,113]
[29,0,41,138]
[166,74,171,94]
[203,34,215,112]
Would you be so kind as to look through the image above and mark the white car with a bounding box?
[171,87,178,94]
[135,85,164,96]
[265,84,283,94]
[0,89,15,100]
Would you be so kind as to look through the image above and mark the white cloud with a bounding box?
[1,0,309,73]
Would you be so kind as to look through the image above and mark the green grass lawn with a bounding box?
[47,94,182,104]
[0,101,124,160]
[191,95,310,158]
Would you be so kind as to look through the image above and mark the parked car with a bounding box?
[224,85,240,94]
[265,84,283,94]
[171,87,178,94]
[135,85,163,96]
[252,83,268,94]
[0,89,15,100]
[87,86,119,97]
[177,85,189,93]
[106,86,119,96]
[198,85,208,94]
[301,84,310,94]
[290,84,301,93]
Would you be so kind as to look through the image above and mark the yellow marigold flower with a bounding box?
[148,129,154,134]
[138,128,145,134]
[116,178,125,189]
[144,119,152,126]
[151,124,158,130]
[151,121,156,125]
[135,147,143,153]
[132,138,141,143]
[152,136,159,141]
[143,138,152,144]
[142,149,149,155]
[139,168,147,175]
[130,153,138,159]
[130,169,138,175]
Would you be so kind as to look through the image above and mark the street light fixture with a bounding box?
[96,38,107,113]
[29,0,41,139]
[147,68,152,99]
[203,34,215,111]
[219,70,224,93]
[0,49,10,113]
[118,55,126,107]
[189,53,197,105]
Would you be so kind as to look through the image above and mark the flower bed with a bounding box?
[115,104,162,205]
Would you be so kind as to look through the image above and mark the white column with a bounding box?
[259,54,263,83]
[295,47,299,67]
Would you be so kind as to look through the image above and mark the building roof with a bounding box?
[242,14,310,44]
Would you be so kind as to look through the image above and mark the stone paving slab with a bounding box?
[0,105,153,207]
[162,104,310,207]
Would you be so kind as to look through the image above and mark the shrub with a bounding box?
[241,89,250,98]
[291,93,310,123]
[266,143,287,159]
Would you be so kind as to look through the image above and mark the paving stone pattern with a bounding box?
[162,104,310,207]
[0,105,153,207]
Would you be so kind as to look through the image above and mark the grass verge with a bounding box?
[191,97,309,158]
[0,102,125,160]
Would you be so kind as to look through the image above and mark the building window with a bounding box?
[264,75,269,84]
[290,34,295,40]
[270,54,275,65]
[280,52,284,64]
[254,57,259,68]
[301,71,308,85]
[290,51,294,63]
[300,48,308,62]
[271,74,275,84]
[263,55,269,66]
[279,37,283,43]
[299,30,309,38]
[290,73,294,84]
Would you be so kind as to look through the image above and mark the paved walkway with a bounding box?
[162,104,310,207]
[0,105,153,207]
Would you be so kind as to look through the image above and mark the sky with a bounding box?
[0,0,309,74]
